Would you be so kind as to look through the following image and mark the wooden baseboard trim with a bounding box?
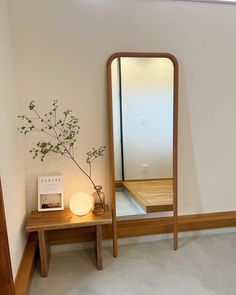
[15,210,236,295]
[117,210,236,238]
[0,178,15,295]
[48,210,236,245]
[15,233,38,295]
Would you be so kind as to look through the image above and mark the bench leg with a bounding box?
[38,230,50,277]
[95,225,103,270]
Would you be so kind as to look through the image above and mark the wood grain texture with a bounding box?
[107,52,179,251]
[26,206,112,232]
[38,231,50,277]
[25,207,112,277]
[95,225,103,270]
[15,233,38,295]
[46,210,236,245]
[0,178,15,295]
[122,179,173,213]
[173,53,179,250]
[107,56,118,257]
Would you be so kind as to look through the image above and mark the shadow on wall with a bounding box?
[25,152,108,213]
[178,65,202,215]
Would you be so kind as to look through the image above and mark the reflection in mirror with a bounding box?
[111,57,174,217]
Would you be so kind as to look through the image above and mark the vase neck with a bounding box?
[94,185,102,192]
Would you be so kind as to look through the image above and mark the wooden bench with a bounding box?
[25,205,112,277]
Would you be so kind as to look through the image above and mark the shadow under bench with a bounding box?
[25,205,112,277]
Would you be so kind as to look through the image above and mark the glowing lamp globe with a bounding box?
[69,192,93,216]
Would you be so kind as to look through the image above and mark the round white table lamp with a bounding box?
[69,192,93,216]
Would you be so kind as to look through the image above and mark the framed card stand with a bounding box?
[38,176,64,212]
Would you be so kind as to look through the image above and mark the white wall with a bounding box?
[120,57,173,180]
[112,57,174,181]
[8,0,236,215]
[0,0,27,278]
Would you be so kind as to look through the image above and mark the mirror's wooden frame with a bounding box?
[107,52,178,256]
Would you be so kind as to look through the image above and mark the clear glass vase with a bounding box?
[92,185,105,216]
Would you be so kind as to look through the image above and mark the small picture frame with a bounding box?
[38,175,64,212]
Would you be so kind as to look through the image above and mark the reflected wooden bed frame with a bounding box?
[107,52,178,256]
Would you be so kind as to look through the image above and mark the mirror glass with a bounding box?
[111,57,174,217]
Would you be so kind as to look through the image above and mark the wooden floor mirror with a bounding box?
[107,52,178,256]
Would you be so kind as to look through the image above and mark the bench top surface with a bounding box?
[26,205,112,232]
